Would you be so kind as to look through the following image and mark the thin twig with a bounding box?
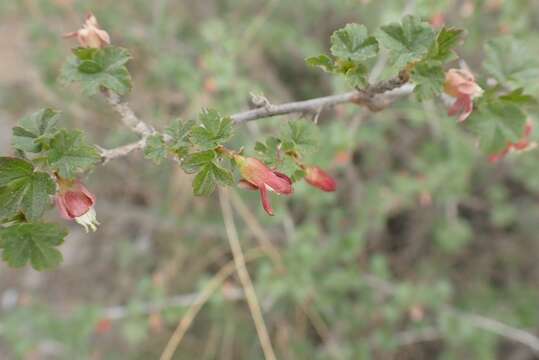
[159,249,264,360]
[219,188,277,360]
[105,91,154,136]
[99,138,147,163]
[361,274,539,354]
[229,190,284,270]
[101,82,414,160]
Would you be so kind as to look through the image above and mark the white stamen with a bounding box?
[265,184,275,193]
[75,207,100,232]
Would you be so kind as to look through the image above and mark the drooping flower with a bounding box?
[64,13,110,48]
[304,166,337,192]
[444,68,483,122]
[55,178,99,232]
[489,120,536,163]
[234,155,293,216]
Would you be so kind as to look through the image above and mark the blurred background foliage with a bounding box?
[1,0,539,359]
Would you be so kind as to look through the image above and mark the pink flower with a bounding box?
[55,179,99,232]
[489,120,536,163]
[304,166,337,192]
[64,13,110,48]
[444,69,483,122]
[235,156,293,216]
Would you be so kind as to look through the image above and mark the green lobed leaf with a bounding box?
[11,108,60,153]
[60,47,133,95]
[144,135,167,165]
[0,222,67,270]
[0,157,33,186]
[376,15,436,70]
[281,119,321,154]
[330,24,379,62]
[499,88,538,106]
[182,150,216,174]
[0,158,55,221]
[192,164,217,196]
[255,136,281,167]
[305,55,335,73]
[427,27,463,63]
[467,98,527,154]
[165,119,195,153]
[211,163,234,186]
[47,130,100,179]
[484,37,539,92]
[190,109,233,150]
[411,62,445,101]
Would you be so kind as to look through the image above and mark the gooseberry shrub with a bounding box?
[0,13,536,271]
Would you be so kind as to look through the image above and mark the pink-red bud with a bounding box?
[489,120,536,163]
[64,13,110,49]
[304,166,337,192]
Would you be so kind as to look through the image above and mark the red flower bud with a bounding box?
[489,120,536,163]
[444,69,483,122]
[64,13,110,49]
[235,156,293,216]
[55,179,99,232]
[304,166,337,192]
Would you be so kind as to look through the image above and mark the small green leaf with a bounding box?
[330,24,379,62]
[192,164,216,196]
[0,222,67,270]
[484,36,539,92]
[305,55,335,72]
[467,98,527,154]
[427,27,463,62]
[281,119,321,154]
[191,109,233,149]
[144,135,167,165]
[78,60,104,74]
[344,63,369,87]
[182,150,216,174]
[255,136,281,167]
[165,119,195,151]
[411,62,444,101]
[48,130,100,179]
[377,15,435,70]
[211,163,234,186]
[499,88,538,106]
[60,46,133,95]
[11,109,60,153]
[0,157,33,186]
[0,158,55,221]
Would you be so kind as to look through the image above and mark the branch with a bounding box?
[105,91,154,136]
[99,79,415,160]
[231,83,414,124]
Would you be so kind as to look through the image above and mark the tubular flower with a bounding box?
[234,155,293,216]
[489,120,536,163]
[444,68,483,122]
[304,166,337,192]
[64,13,110,48]
[55,179,99,232]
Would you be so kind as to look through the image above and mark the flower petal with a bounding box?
[258,186,274,216]
[448,95,473,122]
[55,195,72,220]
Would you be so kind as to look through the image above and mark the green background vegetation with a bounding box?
[1,0,539,358]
